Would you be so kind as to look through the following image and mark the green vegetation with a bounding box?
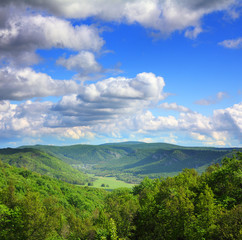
[0,148,241,239]
[0,148,89,185]
[0,160,107,239]
[24,142,239,183]
[132,152,242,239]
[88,175,136,190]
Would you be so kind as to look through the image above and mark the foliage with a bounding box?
[0,151,241,239]
[23,142,238,183]
[0,148,89,185]
[133,152,242,240]
[0,161,107,239]
[104,188,139,239]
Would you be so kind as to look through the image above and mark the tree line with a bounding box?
[0,152,241,239]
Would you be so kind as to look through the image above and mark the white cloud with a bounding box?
[0,100,96,140]
[217,91,228,100]
[0,101,11,112]
[0,67,79,100]
[11,118,30,131]
[50,72,166,127]
[187,103,242,145]
[114,103,242,145]
[0,98,241,146]
[159,133,178,144]
[190,132,206,141]
[57,51,102,76]
[62,126,95,140]
[195,91,228,105]
[206,140,227,146]
[185,26,203,39]
[2,72,167,133]
[178,112,212,133]
[0,6,104,66]
[212,103,242,137]
[0,0,238,38]
[219,37,242,48]
[160,102,192,112]
[0,1,241,147]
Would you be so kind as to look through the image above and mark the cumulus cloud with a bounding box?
[0,1,240,147]
[178,112,212,133]
[219,37,242,48]
[159,102,192,112]
[178,106,239,144]
[0,100,11,112]
[0,100,99,140]
[0,99,241,146]
[0,0,238,37]
[190,132,206,141]
[51,72,166,126]
[0,6,104,66]
[195,91,228,105]
[212,103,242,140]
[0,67,79,100]
[1,71,240,145]
[185,103,242,144]
[115,103,242,145]
[57,51,102,76]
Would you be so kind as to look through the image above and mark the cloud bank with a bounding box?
[0,6,104,67]
[0,0,238,36]
[0,67,79,100]
[0,0,241,147]
[1,99,241,146]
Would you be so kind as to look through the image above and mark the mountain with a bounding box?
[0,148,241,239]
[0,148,89,184]
[19,142,240,182]
[0,159,107,239]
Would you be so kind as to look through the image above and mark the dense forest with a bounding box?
[0,150,241,239]
[19,142,238,184]
[0,148,90,185]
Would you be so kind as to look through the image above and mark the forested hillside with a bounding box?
[0,148,89,185]
[0,152,241,239]
[23,142,238,183]
[0,160,107,239]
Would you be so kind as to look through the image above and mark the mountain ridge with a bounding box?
[16,142,240,183]
[0,147,89,184]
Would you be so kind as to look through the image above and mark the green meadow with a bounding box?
[89,175,136,190]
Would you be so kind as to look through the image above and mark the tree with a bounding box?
[105,188,139,239]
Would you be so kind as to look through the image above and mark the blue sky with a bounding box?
[0,0,241,148]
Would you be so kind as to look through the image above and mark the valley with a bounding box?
[19,141,239,184]
[0,145,241,239]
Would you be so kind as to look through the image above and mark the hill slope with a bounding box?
[0,148,89,184]
[20,142,239,182]
[0,150,241,239]
[0,160,107,239]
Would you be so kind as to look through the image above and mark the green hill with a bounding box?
[0,148,89,185]
[0,160,107,239]
[0,150,241,240]
[20,142,239,183]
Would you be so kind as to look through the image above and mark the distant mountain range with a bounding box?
[12,142,240,183]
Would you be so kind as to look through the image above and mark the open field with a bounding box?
[89,175,136,190]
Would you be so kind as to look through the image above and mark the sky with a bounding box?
[0,0,241,148]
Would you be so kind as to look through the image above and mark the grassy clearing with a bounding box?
[89,175,136,190]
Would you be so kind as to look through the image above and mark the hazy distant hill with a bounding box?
[19,142,239,181]
[0,148,89,184]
